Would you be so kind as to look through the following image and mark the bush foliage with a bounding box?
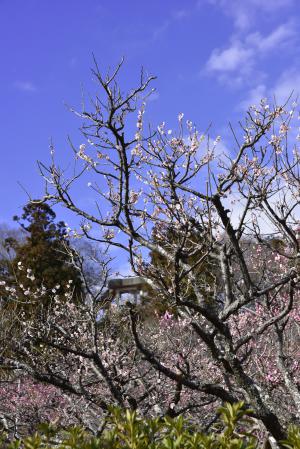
[3,402,300,449]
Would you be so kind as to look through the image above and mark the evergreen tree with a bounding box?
[4,201,82,312]
[140,223,220,317]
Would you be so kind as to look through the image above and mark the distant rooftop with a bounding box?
[108,276,146,292]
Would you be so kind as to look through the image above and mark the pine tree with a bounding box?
[4,201,82,313]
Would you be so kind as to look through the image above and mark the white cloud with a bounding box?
[223,186,300,236]
[205,22,297,85]
[239,84,267,110]
[212,137,231,158]
[152,8,189,40]
[240,68,300,110]
[246,23,297,53]
[202,0,294,30]
[272,69,300,104]
[152,21,169,40]
[206,42,253,73]
[14,81,37,92]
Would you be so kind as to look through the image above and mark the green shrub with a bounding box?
[2,402,300,449]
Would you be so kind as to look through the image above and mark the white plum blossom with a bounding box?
[157,122,165,134]
[213,136,221,146]
[279,123,289,134]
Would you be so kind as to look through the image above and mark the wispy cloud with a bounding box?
[14,81,38,92]
[206,41,253,73]
[205,22,297,85]
[201,0,294,31]
[272,69,300,104]
[171,9,189,20]
[239,84,267,110]
[152,21,170,41]
[246,23,297,53]
[239,68,300,110]
[152,8,190,40]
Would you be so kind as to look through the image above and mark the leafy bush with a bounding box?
[3,402,300,449]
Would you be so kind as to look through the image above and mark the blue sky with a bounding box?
[1,0,300,230]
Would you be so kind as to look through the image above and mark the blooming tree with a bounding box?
[2,60,300,440]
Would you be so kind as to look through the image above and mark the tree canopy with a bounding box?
[1,61,300,442]
[1,202,82,314]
